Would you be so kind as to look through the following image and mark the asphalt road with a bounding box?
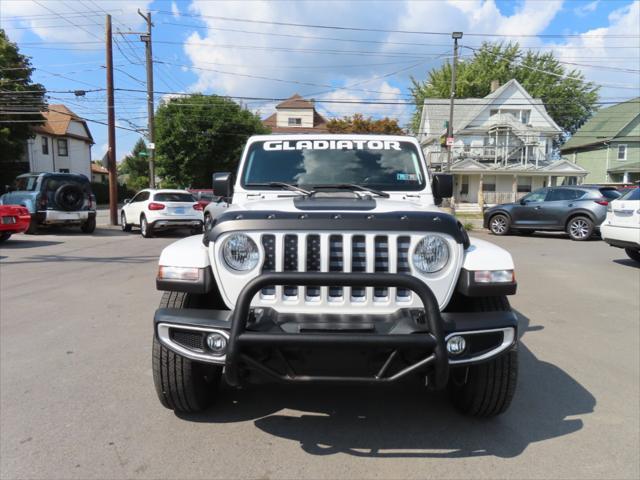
[1,227,638,479]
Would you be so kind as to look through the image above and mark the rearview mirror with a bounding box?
[431,173,453,200]
[213,172,233,199]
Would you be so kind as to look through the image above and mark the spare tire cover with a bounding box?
[54,183,85,211]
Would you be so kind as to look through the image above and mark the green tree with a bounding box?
[154,94,269,187]
[409,42,599,137]
[326,113,405,134]
[118,138,150,191]
[0,29,46,186]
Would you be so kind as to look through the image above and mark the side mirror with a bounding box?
[124,198,131,204]
[213,172,233,200]
[5,185,16,193]
[520,199,527,205]
[431,173,453,200]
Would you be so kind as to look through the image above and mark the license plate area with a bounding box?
[171,207,186,215]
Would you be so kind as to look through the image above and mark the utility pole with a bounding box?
[446,31,463,172]
[105,14,118,226]
[138,9,155,188]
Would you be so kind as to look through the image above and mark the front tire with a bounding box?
[121,211,132,232]
[489,214,510,236]
[0,233,11,243]
[152,292,222,413]
[567,216,594,241]
[140,215,153,238]
[625,248,640,263]
[448,296,518,417]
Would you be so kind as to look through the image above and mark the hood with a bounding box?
[229,194,441,214]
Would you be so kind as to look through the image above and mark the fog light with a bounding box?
[206,332,227,355]
[446,335,466,355]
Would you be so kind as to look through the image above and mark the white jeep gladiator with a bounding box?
[153,134,519,417]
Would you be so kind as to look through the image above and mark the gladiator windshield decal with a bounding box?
[242,140,425,192]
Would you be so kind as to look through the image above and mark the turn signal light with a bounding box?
[594,199,609,206]
[474,270,514,283]
[157,266,200,282]
[148,202,165,210]
[193,203,204,211]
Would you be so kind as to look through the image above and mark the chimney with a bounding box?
[490,80,500,93]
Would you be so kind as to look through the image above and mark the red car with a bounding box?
[0,205,31,243]
[188,189,221,209]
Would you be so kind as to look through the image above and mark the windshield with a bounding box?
[154,193,195,202]
[242,139,426,191]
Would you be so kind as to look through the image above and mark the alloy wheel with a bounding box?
[570,219,589,239]
[491,216,507,234]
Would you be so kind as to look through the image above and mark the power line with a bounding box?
[153,10,640,39]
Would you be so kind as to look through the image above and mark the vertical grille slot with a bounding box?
[283,234,298,297]
[329,234,344,298]
[351,235,366,299]
[397,235,411,299]
[374,235,388,298]
[261,235,276,296]
[306,234,321,298]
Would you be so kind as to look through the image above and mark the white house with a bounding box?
[418,79,588,210]
[263,94,328,133]
[25,104,93,179]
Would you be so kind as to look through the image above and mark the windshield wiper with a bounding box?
[311,184,390,198]
[245,182,311,195]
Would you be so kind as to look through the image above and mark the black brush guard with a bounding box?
[225,272,449,389]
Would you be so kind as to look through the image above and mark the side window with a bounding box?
[130,192,143,203]
[138,191,150,202]
[617,145,627,161]
[523,189,547,203]
[57,139,68,156]
[41,137,49,155]
[547,189,585,201]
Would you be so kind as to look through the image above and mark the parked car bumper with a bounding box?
[0,206,31,234]
[153,273,518,388]
[150,218,203,231]
[601,224,640,248]
[37,210,95,225]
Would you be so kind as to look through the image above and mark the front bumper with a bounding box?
[154,273,517,389]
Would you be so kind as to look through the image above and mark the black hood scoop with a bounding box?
[293,193,376,211]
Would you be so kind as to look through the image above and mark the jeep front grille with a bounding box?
[258,233,414,304]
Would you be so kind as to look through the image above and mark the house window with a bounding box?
[483,175,496,192]
[517,176,532,193]
[41,137,49,155]
[288,117,302,126]
[463,143,470,153]
[617,144,627,161]
[521,110,530,124]
[57,139,68,156]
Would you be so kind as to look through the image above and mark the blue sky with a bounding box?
[2,0,639,163]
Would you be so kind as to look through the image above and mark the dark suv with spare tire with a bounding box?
[0,172,96,234]
[483,185,621,241]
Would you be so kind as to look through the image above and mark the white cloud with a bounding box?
[574,0,599,17]
[171,1,181,18]
[181,0,569,124]
[0,0,152,44]
[550,1,640,100]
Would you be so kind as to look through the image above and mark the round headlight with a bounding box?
[221,234,259,271]
[412,235,449,273]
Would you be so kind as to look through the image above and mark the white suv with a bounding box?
[120,189,204,238]
[601,187,640,263]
